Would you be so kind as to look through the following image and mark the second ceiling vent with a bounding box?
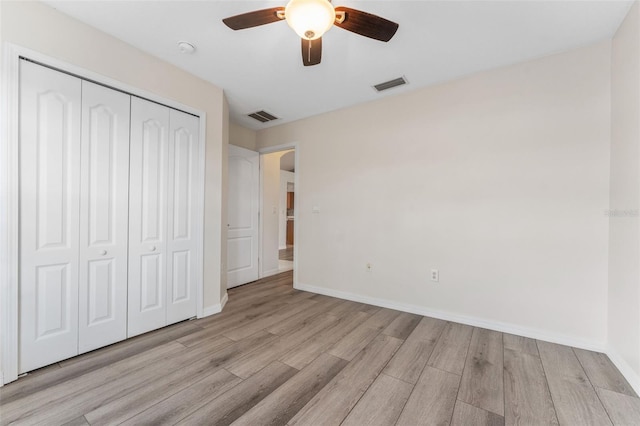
[373,76,408,92]
[248,110,279,123]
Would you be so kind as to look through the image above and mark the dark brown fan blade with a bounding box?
[334,7,398,42]
[222,7,285,30]
[301,37,322,66]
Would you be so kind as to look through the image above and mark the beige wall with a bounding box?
[1,0,226,310]
[257,41,612,347]
[230,122,257,151]
[610,1,640,385]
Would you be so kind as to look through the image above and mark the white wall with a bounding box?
[0,1,226,309]
[261,152,282,276]
[230,122,257,151]
[280,170,295,249]
[257,41,612,348]
[609,0,640,388]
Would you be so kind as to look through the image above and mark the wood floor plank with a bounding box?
[363,307,403,329]
[596,387,640,425]
[280,311,370,370]
[327,323,382,361]
[537,341,612,425]
[232,353,348,426]
[342,373,413,426]
[451,400,505,426]
[0,320,201,405]
[7,335,237,425]
[226,314,340,379]
[179,301,287,344]
[288,334,403,426]
[504,348,559,425]
[282,290,319,306]
[359,303,382,315]
[574,348,637,397]
[265,297,344,336]
[458,328,504,416]
[84,337,236,425]
[182,300,291,344]
[327,309,400,361]
[176,361,298,426]
[324,299,367,317]
[504,333,539,357]
[119,368,242,425]
[1,340,187,423]
[383,316,446,384]
[427,322,473,375]
[61,320,202,369]
[223,298,317,341]
[396,365,460,426]
[61,416,90,426]
[382,312,422,340]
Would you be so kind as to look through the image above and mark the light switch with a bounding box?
[312,205,320,213]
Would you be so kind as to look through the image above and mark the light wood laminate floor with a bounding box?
[279,246,294,261]
[1,271,639,425]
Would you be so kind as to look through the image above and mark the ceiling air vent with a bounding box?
[248,110,278,123]
[373,76,408,92]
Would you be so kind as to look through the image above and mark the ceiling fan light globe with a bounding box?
[285,0,335,40]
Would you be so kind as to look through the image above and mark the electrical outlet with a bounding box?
[366,262,372,271]
[431,269,439,282]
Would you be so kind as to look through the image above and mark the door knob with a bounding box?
[149,246,156,252]
[100,250,107,256]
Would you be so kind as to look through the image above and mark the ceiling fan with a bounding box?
[222,0,399,66]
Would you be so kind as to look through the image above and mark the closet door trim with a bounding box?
[1,44,207,386]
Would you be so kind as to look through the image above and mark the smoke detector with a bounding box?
[177,41,196,54]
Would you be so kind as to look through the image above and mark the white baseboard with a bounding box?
[200,292,228,318]
[606,346,640,397]
[294,282,607,353]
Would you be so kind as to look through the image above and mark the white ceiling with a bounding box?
[45,0,632,130]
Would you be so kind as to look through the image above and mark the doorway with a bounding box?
[278,151,295,273]
[259,148,296,278]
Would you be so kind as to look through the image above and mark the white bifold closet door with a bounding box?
[19,62,132,372]
[19,61,201,372]
[19,61,82,373]
[128,97,199,337]
[78,81,131,353]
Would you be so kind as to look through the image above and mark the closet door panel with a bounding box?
[128,97,170,337]
[166,110,199,324]
[78,81,131,353]
[19,61,82,373]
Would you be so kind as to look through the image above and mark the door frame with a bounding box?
[258,143,300,288]
[0,43,207,386]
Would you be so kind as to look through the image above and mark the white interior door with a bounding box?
[19,61,82,373]
[227,145,260,288]
[128,97,170,337]
[78,81,131,353]
[166,109,199,324]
